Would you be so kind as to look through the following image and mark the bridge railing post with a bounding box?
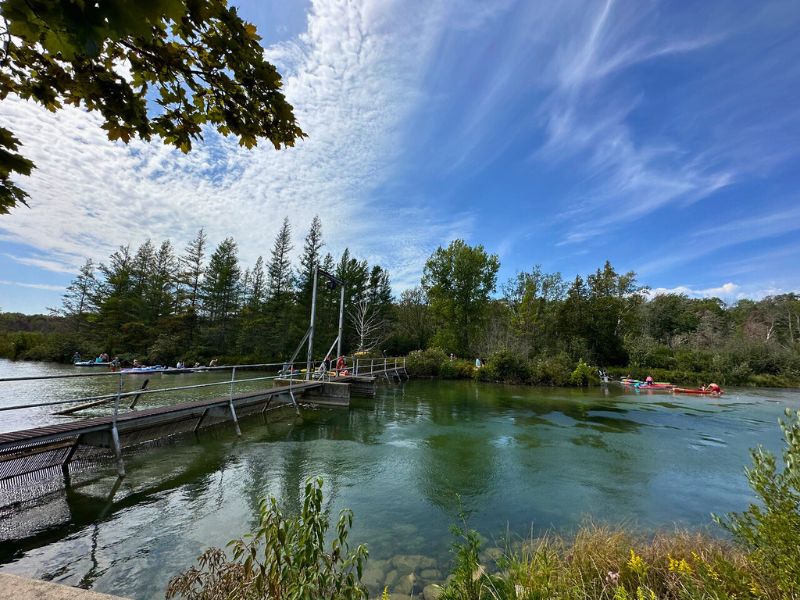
[111,372,126,477]
[229,367,241,436]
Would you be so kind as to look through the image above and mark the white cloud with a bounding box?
[646,282,739,299]
[0,279,64,292]
[0,0,480,288]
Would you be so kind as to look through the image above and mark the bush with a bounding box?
[439,358,476,379]
[570,359,598,386]
[477,350,530,384]
[405,347,448,377]
[716,408,800,597]
[166,477,368,600]
[530,353,574,386]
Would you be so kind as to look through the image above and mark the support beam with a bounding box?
[110,426,125,478]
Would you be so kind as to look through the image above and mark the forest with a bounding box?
[1,230,799,386]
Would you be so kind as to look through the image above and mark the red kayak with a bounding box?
[673,387,723,396]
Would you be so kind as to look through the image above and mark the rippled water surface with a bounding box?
[0,359,798,599]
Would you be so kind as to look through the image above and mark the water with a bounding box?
[0,359,798,599]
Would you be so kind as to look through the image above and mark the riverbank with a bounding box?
[405,348,800,388]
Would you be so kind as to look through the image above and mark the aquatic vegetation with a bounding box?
[165,477,368,600]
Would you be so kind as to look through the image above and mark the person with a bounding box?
[209,358,218,368]
[133,359,142,368]
[72,351,81,364]
[110,356,120,371]
[449,353,455,361]
[645,375,654,385]
[475,356,482,368]
[707,382,722,394]
[316,361,328,380]
[336,355,346,375]
[176,360,185,369]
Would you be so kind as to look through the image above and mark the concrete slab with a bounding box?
[0,574,130,599]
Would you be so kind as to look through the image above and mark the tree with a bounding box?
[0,0,305,213]
[393,287,433,352]
[201,237,241,352]
[296,216,323,305]
[422,239,500,356]
[349,296,390,353]
[267,217,293,303]
[177,228,207,345]
[55,258,98,332]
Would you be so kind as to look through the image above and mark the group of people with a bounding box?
[316,355,349,379]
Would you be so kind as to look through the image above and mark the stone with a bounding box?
[391,554,437,573]
[419,568,441,581]
[362,563,386,589]
[423,583,444,600]
[393,572,418,596]
[383,569,399,588]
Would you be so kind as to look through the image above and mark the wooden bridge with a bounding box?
[0,358,407,490]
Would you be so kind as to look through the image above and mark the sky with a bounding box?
[1,0,799,314]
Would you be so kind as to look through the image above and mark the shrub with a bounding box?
[166,477,368,600]
[405,347,448,377]
[530,353,574,386]
[716,408,800,597]
[569,359,598,386]
[439,358,476,379]
[476,350,530,384]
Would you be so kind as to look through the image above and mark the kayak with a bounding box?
[162,367,200,375]
[121,366,167,374]
[673,387,723,396]
[74,361,112,367]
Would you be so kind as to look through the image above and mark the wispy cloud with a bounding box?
[0,279,64,292]
[637,203,800,275]
[0,0,478,286]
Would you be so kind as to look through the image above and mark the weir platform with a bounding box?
[0,358,408,492]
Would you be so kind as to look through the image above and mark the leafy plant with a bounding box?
[716,408,800,597]
[166,477,368,600]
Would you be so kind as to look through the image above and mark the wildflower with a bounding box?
[605,571,620,586]
[627,549,648,576]
[749,581,761,596]
[668,555,693,575]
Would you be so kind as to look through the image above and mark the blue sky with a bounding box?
[1,0,799,313]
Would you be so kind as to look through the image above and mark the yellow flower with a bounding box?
[627,549,648,576]
[668,555,693,575]
[749,581,761,596]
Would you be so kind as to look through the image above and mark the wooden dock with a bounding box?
[0,364,407,488]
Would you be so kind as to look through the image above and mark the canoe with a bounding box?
[162,368,200,375]
[673,387,723,396]
[74,361,112,367]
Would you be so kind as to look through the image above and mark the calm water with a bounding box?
[0,359,798,599]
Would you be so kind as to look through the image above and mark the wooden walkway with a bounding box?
[0,364,407,485]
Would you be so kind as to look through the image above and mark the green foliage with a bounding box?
[439,358,476,380]
[166,477,368,600]
[0,0,304,212]
[477,350,530,384]
[405,347,449,377]
[422,240,500,356]
[530,353,575,386]
[716,408,800,597]
[439,522,500,600]
[569,358,597,386]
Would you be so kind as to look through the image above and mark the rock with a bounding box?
[383,569,399,588]
[420,568,441,581]
[362,563,386,589]
[423,583,444,600]
[391,554,437,572]
[480,546,504,563]
[394,573,418,596]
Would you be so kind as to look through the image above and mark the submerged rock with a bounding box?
[423,583,444,600]
[391,554,437,572]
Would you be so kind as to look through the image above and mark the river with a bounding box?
[0,359,798,598]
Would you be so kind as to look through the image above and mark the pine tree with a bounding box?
[249,256,266,310]
[297,216,323,306]
[201,237,241,353]
[56,259,98,332]
[267,217,294,303]
[178,229,207,345]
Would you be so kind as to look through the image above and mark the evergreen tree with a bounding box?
[178,229,207,345]
[201,238,241,353]
[267,217,294,303]
[296,216,324,306]
[56,259,98,332]
[248,256,266,310]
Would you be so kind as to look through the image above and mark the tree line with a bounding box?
[0,216,392,365]
[1,237,799,385]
